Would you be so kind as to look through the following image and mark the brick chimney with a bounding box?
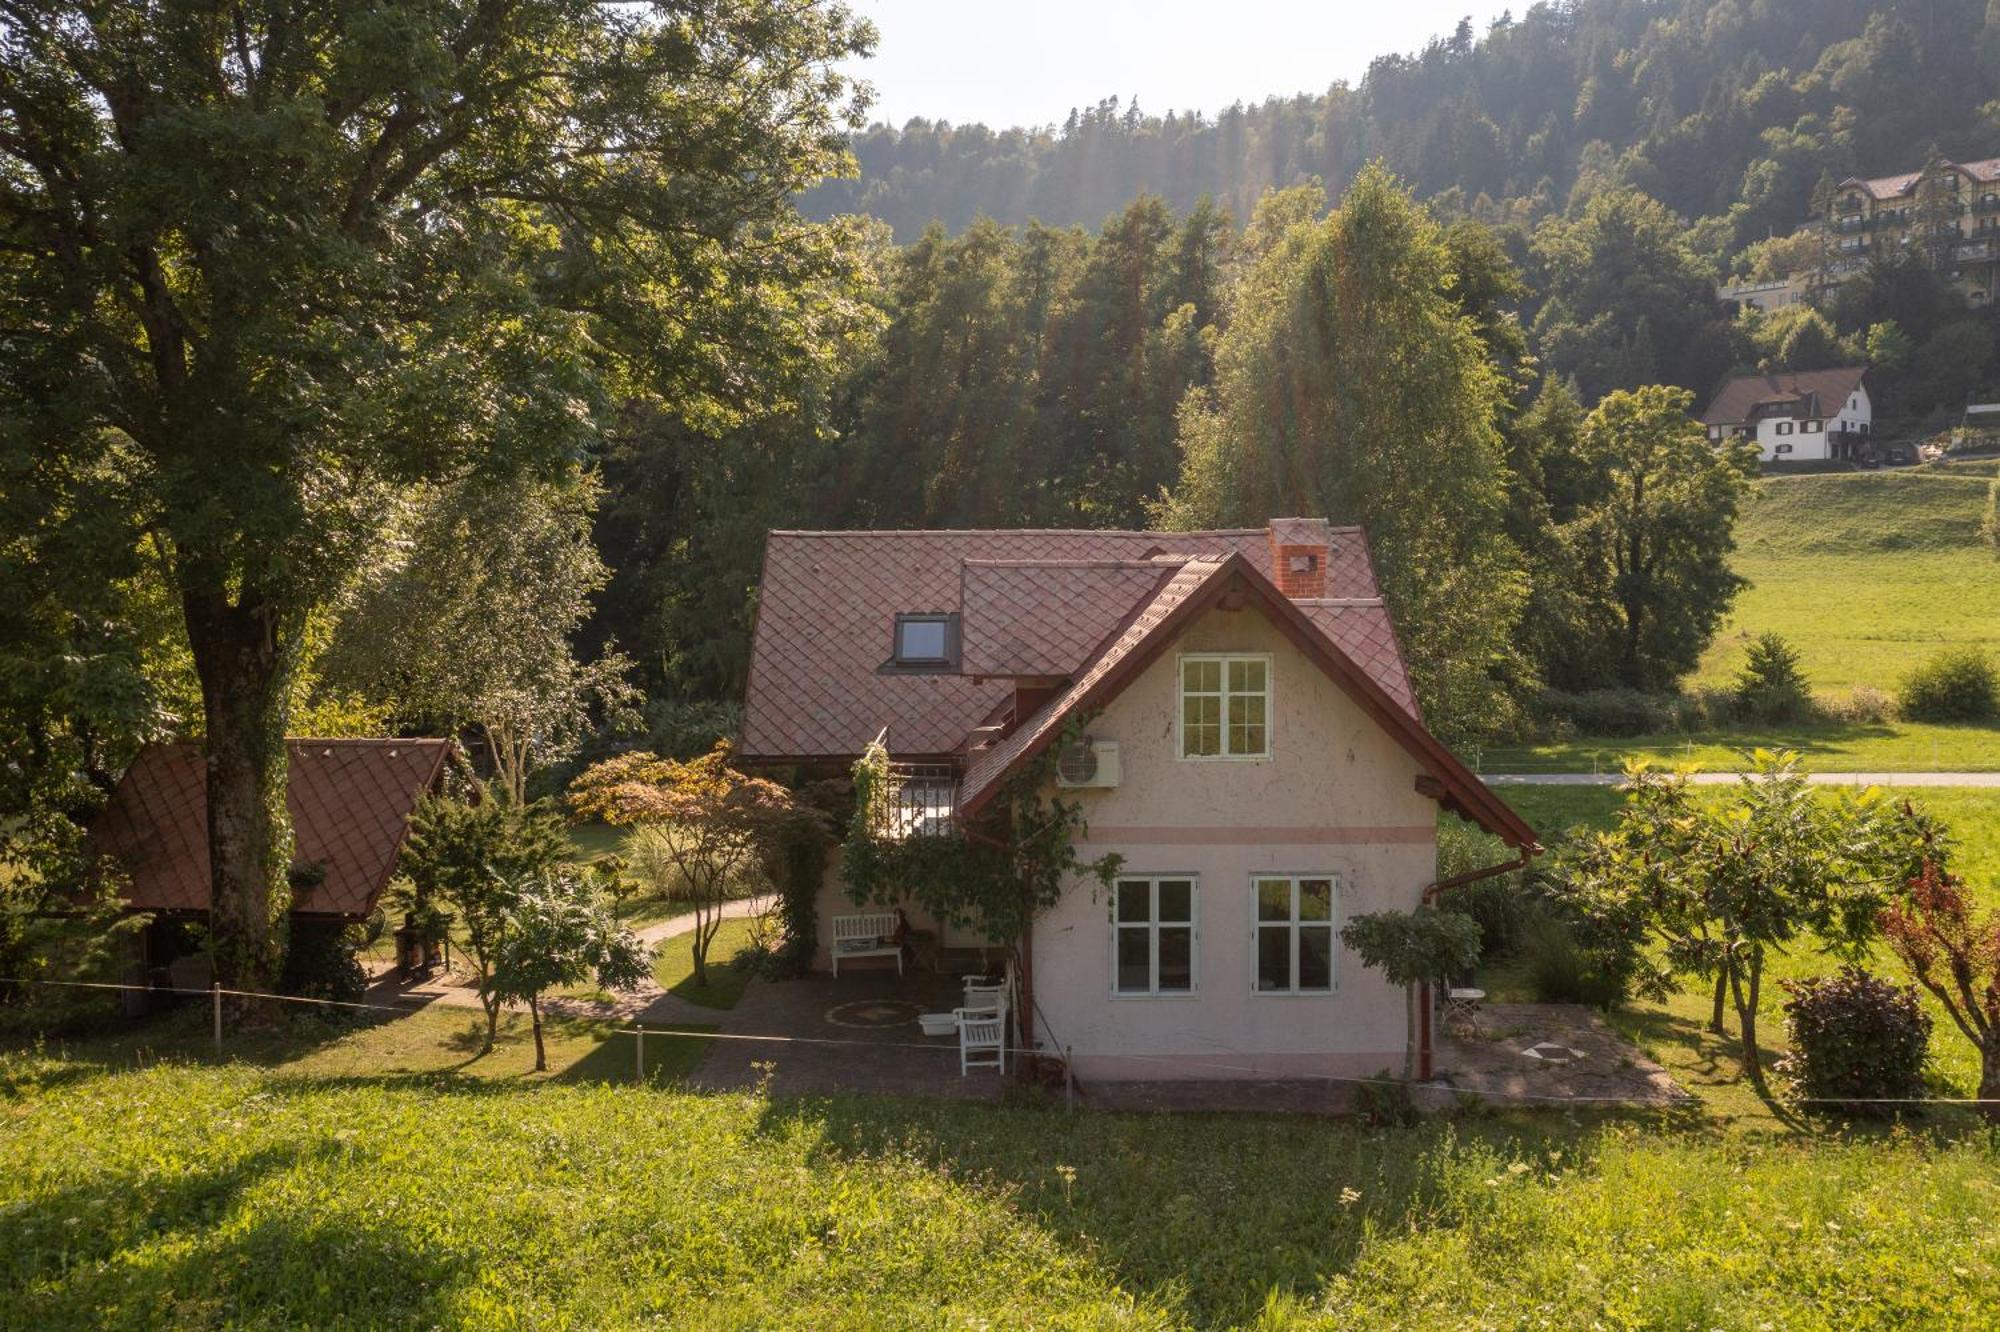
[1268,518,1329,599]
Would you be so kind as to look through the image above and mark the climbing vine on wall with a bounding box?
[841,721,1122,947]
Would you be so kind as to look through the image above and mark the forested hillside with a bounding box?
[805,0,2000,258]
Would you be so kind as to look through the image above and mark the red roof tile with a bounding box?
[959,559,1186,678]
[1700,367,1868,426]
[740,520,1398,760]
[92,739,452,919]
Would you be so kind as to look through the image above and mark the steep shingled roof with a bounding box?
[91,739,452,919]
[1700,366,1869,426]
[739,522,1403,760]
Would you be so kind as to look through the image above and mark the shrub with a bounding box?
[1732,632,1814,724]
[1437,823,1529,957]
[1777,967,1931,1117]
[278,920,368,1006]
[1353,1069,1420,1126]
[1518,913,1627,1008]
[1534,688,1678,737]
[1897,648,1998,722]
[1821,686,1894,725]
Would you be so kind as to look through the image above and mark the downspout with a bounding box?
[1416,847,1537,1081]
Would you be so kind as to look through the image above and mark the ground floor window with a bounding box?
[1255,875,1336,993]
[1113,876,1196,994]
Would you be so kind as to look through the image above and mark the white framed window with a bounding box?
[1776,421,1794,435]
[1804,419,1824,433]
[1179,654,1271,759]
[1254,875,1336,994]
[1112,876,1197,995]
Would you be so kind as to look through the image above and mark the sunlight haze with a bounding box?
[843,0,1514,129]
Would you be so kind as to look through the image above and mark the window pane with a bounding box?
[1183,722,1219,758]
[897,618,948,661]
[1157,879,1192,922]
[1256,879,1292,921]
[1157,927,1192,991]
[1298,926,1333,990]
[1183,658,1220,692]
[1298,879,1333,921]
[1256,925,1291,991]
[1229,658,1266,693]
[1116,881,1151,923]
[1116,927,1151,992]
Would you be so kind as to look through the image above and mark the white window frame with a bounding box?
[1252,874,1338,996]
[1177,653,1273,761]
[1110,874,1199,997]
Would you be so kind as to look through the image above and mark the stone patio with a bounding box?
[687,967,1011,1101]
[1433,1001,1692,1108]
[682,971,1689,1113]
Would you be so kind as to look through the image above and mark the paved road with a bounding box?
[1484,771,2000,787]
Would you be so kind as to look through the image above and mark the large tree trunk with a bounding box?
[183,585,298,1004]
[1979,1047,2000,1125]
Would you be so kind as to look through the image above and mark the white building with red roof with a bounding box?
[739,519,1535,1083]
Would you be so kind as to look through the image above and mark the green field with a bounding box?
[5,1047,1998,1328]
[1482,719,2000,773]
[1694,470,2000,695]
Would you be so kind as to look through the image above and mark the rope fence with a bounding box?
[4,974,1998,1109]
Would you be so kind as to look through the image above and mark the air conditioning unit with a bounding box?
[1054,739,1120,788]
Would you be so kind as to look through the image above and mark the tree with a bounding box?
[1733,632,1813,723]
[321,475,638,803]
[1553,753,1930,1097]
[1565,386,1756,690]
[571,743,817,987]
[1880,857,2000,1121]
[0,1,873,995]
[489,870,649,1072]
[1338,906,1482,1080]
[1531,189,1729,400]
[397,791,569,1054]
[1159,167,1527,741]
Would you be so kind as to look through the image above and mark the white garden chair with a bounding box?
[956,1004,1006,1076]
[962,977,1007,1015]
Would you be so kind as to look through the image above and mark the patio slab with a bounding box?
[687,970,1010,1102]
[1434,1002,1691,1108]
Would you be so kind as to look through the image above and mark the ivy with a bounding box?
[840,721,1121,947]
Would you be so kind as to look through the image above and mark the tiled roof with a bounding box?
[1839,157,2000,199]
[1298,600,1421,720]
[1700,367,1868,426]
[958,560,1223,806]
[740,521,1396,759]
[91,739,452,918]
[959,559,1187,678]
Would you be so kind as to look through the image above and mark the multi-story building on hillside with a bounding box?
[1822,156,2000,305]
[1700,366,1873,463]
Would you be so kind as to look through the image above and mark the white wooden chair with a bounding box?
[957,1003,1006,1075]
[962,977,1007,1014]
[830,912,903,977]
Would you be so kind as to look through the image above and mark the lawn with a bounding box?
[1480,718,2000,773]
[1693,469,2000,696]
[652,913,763,1009]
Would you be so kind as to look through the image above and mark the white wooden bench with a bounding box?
[830,911,903,977]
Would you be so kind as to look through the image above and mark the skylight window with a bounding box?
[893,613,954,666]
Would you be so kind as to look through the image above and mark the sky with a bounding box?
[840,1,1514,131]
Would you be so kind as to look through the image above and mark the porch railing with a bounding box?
[867,761,960,839]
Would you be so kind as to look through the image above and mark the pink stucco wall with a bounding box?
[1028,604,1436,1081]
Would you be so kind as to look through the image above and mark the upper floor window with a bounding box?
[892,613,955,667]
[1180,654,1270,759]
[1776,421,1794,435]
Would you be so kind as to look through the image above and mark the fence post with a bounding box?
[635,1024,644,1083]
[211,982,222,1056]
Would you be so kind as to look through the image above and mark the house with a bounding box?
[91,738,453,986]
[1822,156,2000,305]
[1700,366,1873,462]
[1716,274,1809,314]
[738,521,1537,1083]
